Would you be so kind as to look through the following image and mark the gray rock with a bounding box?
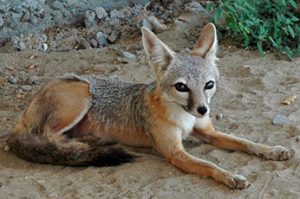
[90,38,98,48]
[94,7,107,20]
[28,77,39,85]
[52,1,63,10]
[216,113,223,120]
[122,51,136,62]
[185,1,205,13]
[142,18,152,30]
[272,114,289,125]
[8,76,17,84]
[84,10,96,28]
[96,31,107,47]
[9,12,22,28]
[35,34,47,43]
[30,15,39,24]
[16,41,26,50]
[0,16,4,27]
[21,10,31,22]
[108,31,117,43]
[21,85,33,92]
[110,9,121,19]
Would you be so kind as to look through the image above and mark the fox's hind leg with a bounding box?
[13,76,92,139]
[192,117,292,161]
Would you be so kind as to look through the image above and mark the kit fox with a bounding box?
[7,23,292,189]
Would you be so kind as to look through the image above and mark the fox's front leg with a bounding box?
[193,117,292,160]
[150,126,249,189]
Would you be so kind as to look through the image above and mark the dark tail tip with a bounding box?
[88,147,137,167]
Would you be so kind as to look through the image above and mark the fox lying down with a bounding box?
[7,23,292,189]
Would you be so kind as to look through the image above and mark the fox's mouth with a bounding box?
[181,105,209,118]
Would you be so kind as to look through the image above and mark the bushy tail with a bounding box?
[7,133,136,167]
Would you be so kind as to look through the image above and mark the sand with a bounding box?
[0,29,299,199]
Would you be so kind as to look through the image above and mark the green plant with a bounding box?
[206,0,300,59]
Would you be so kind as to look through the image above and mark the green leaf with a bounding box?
[205,2,214,12]
[291,16,299,22]
[278,0,287,6]
[268,37,279,48]
[213,8,224,24]
[287,25,296,38]
[257,42,265,57]
[288,0,298,9]
[284,46,294,60]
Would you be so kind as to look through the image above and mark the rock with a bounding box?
[52,1,63,10]
[12,37,27,51]
[76,36,91,50]
[0,15,4,27]
[21,10,31,22]
[185,1,205,13]
[90,38,98,48]
[35,34,47,43]
[94,7,107,20]
[272,114,289,125]
[122,51,136,62]
[141,18,152,30]
[84,10,96,28]
[108,31,117,43]
[8,76,17,84]
[28,77,39,85]
[9,12,22,28]
[110,9,124,19]
[21,85,33,92]
[30,15,39,24]
[41,43,48,51]
[96,32,107,47]
[216,113,223,120]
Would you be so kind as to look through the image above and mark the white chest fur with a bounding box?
[167,104,196,139]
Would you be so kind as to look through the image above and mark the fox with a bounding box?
[6,23,292,189]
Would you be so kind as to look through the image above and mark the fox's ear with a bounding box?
[192,23,217,60]
[142,27,175,74]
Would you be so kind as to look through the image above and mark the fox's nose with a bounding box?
[197,106,208,115]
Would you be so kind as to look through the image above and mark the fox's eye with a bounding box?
[204,81,214,90]
[175,82,189,92]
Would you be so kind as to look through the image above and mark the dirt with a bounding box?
[0,28,299,199]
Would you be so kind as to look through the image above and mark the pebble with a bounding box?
[84,10,96,28]
[216,113,223,120]
[4,145,9,151]
[8,76,18,84]
[21,85,33,92]
[108,31,117,43]
[90,38,98,48]
[96,31,107,47]
[122,51,136,62]
[52,1,63,10]
[15,41,27,51]
[142,18,152,30]
[28,77,39,85]
[185,1,204,13]
[272,114,289,125]
[94,7,107,20]
[0,16,4,27]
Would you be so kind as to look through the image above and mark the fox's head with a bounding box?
[142,23,219,118]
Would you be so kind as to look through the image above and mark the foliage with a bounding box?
[206,0,300,59]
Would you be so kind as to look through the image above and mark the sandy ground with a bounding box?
[0,29,299,199]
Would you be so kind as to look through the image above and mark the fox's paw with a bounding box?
[263,146,293,161]
[224,174,249,189]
